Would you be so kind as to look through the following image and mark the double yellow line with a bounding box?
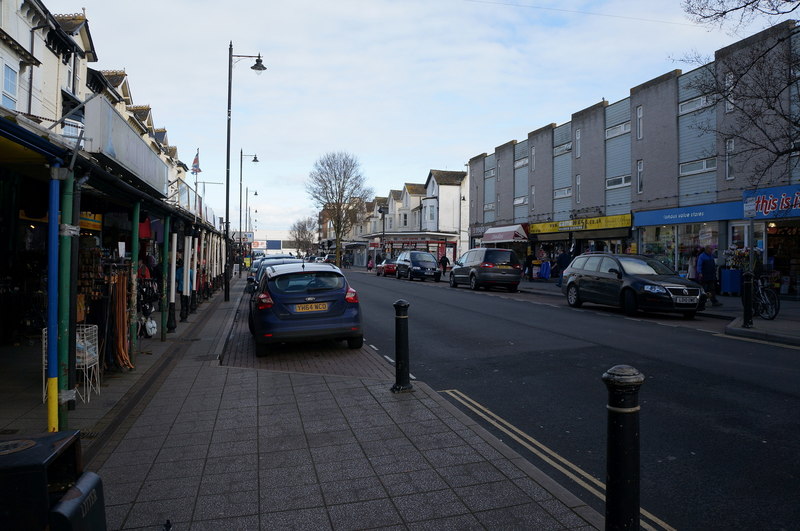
[440,388,674,531]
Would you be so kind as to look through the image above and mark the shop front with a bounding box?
[529,214,632,263]
[633,202,745,283]
[743,184,800,297]
[479,224,530,259]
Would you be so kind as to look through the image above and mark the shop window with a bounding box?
[2,64,18,110]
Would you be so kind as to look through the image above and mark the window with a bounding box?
[576,175,581,203]
[553,187,572,199]
[388,218,393,229]
[513,196,528,206]
[636,105,643,140]
[575,129,581,158]
[679,157,717,176]
[429,206,435,220]
[725,139,735,180]
[606,175,632,189]
[530,185,535,210]
[636,159,644,193]
[484,168,496,178]
[724,73,734,113]
[483,202,495,211]
[64,54,75,94]
[678,95,712,115]
[402,213,408,226]
[605,121,631,139]
[2,64,18,110]
[530,146,536,170]
[514,157,529,169]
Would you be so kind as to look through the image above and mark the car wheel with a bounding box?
[567,284,582,307]
[254,341,269,358]
[470,275,480,291]
[449,273,457,288]
[622,289,638,316]
[347,336,364,349]
[376,269,381,276]
[395,270,400,279]
[682,311,696,319]
[507,284,518,293]
[248,312,254,334]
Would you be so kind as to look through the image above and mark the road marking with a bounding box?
[369,344,379,351]
[440,388,675,531]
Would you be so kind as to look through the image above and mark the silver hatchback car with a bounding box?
[449,248,523,292]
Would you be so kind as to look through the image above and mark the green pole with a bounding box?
[57,170,74,429]
[161,215,170,341]
[130,201,141,365]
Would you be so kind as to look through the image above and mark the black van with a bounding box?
[395,251,441,281]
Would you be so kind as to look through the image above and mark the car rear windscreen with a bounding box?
[270,272,345,293]
[484,250,519,265]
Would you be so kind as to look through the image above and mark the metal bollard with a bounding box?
[390,299,413,393]
[602,365,645,530]
[742,271,753,328]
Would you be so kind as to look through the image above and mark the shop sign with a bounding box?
[742,184,800,219]
[529,214,631,234]
[634,202,741,226]
[86,214,103,232]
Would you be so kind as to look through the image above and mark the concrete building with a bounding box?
[468,21,800,297]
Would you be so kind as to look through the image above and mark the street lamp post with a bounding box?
[225,41,267,301]
[378,206,387,264]
[239,151,258,277]
[245,187,258,265]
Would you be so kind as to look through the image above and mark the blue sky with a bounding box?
[48,0,788,234]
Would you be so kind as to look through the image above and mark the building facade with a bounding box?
[468,21,800,297]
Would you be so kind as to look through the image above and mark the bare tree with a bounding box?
[306,152,372,266]
[680,16,800,187]
[289,216,318,257]
[682,0,800,29]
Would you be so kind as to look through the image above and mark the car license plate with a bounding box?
[676,296,695,304]
[497,265,510,269]
[295,303,328,312]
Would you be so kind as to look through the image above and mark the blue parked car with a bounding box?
[247,262,363,356]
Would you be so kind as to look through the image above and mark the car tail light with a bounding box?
[256,292,274,310]
[512,263,521,269]
[345,286,359,303]
[480,262,495,268]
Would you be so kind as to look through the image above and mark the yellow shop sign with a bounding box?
[529,214,631,234]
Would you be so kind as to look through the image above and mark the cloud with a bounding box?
[45,0,787,230]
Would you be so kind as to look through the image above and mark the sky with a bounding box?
[46,0,788,235]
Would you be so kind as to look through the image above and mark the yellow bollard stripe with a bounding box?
[46,377,59,432]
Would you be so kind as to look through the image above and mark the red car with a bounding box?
[376,259,397,277]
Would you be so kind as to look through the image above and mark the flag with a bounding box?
[191,149,202,174]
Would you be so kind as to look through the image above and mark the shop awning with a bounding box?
[482,224,528,242]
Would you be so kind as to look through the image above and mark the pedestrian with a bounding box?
[697,245,722,306]
[524,254,534,281]
[555,248,571,287]
[367,258,374,272]
[439,254,450,273]
[687,247,700,281]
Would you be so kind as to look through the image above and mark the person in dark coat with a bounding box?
[697,245,721,306]
[439,254,450,273]
[555,249,572,287]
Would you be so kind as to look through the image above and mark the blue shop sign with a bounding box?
[742,184,800,219]
[634,202,743,227]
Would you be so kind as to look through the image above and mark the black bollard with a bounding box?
[742,271,753,328]
[602,365,645,530]
[167,302,177,332]
[390,299,413,393]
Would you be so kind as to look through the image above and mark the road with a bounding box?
[348,271,800,530]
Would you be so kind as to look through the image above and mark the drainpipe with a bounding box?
[68,174,88,411]
[46,163,62,432]
[57,164,75,428]
[28,24,49,114]
[130,201,141,364]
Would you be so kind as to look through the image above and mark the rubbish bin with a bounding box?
[0,430,106,530]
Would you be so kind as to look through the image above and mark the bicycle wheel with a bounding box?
[757,289,780,320]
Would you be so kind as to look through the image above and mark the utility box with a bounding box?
[49,471,106,530]
[0,430,105,530]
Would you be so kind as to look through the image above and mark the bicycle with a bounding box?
[742,275,780,320]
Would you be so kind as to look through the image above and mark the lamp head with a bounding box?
[251,54,267,74]
[254,191,258,196]
[252,155,259,163]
